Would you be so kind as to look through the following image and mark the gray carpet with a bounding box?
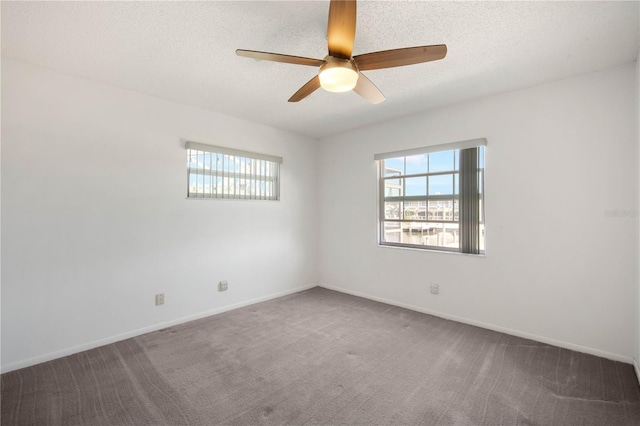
[2,287,640,425]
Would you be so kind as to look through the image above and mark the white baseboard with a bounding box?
[319,283,634,365]
[634,359,640,386]
[1,283,318,374]
[5,283,633,373]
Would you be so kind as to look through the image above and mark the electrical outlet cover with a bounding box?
[155,293,165,305]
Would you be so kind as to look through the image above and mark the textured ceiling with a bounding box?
[2,1,639,139]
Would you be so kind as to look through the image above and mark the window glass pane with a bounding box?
[429,150,455,173]
[189,174,198,195]
[404,177,427,196]
[189,152,198,168]
[426,199,457,222]
[214,176,221,195]
[454,150,460,170]
[427,200,444,220]
[384,177,402,197]
[382,221,402,243]
[441,199,455,221]
[405,154,428,175]
[420,222,458,249]
[454,173,459,195]
[403,202,421,220]
[402,221,432,245]
[428,174,454,195]
[384,158,404,176]
[454,199,459,221]
[222,155,229,174]
[384,201,402,220]
[201,175,211,194]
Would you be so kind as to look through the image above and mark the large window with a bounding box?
[376,139,486,254]
[186,141,282,200]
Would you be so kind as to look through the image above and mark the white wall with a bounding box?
[318,63,638,362]
[1,59,318,371]
[3,58,638,373]
[636,51,640,377]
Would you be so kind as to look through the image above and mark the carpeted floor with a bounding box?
[2,287,640,425]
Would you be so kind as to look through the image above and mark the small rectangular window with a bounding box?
[375,139,486,254]
[185,141,282,200]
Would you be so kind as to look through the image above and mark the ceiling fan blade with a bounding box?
[353,73,385,104]
[236,49,325,67]
[327,0,356,59]
[353,44,447,71]
[288,75,321,102]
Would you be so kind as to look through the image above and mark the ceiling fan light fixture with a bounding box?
[319,58,359,93]
[237,0,447,103]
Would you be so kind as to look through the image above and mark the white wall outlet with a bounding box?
[155,293,165,305]
[430,283,439,295]
[218,280,228,292]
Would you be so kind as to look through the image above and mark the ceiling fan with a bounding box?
[236,0,447,104]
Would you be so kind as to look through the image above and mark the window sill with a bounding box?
[377,243,485,257]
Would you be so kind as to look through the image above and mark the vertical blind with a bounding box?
[459,147,480,253]
[185,141,282,200]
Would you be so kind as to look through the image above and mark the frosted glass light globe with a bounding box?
[319,62,359,92]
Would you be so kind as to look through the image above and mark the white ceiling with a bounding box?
[2,1,639,139]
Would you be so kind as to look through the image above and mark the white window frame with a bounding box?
[375,138,486,254]
[186,141,282,200]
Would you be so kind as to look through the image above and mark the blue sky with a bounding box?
[384,148,484,196]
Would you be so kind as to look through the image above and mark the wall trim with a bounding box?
[319,283,634,365]
[635,358,640,386]
[1,283,318,374]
